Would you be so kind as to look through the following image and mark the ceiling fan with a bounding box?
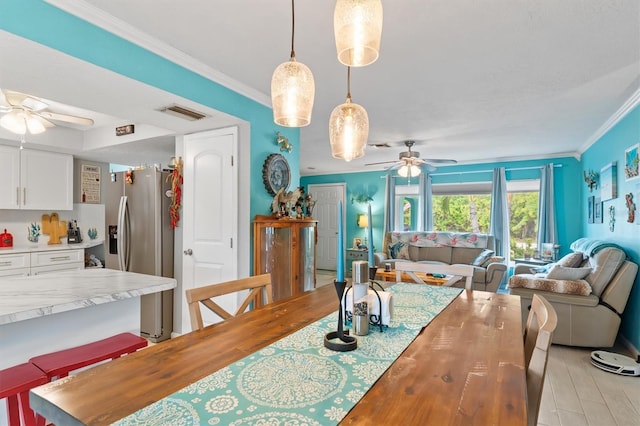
[0,89,94,135]
[365,140,457,177]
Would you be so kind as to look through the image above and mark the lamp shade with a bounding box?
[334,0,383,67]
[0,110,27,134]
[329,98,369,161]
[271,59,315,127]
[357,213,368,228]
[398,164,421,178]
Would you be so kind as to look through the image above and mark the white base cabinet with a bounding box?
[0,249,83,277]
[0,145,73,210]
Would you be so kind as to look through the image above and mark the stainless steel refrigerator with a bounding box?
[105,169,174,342]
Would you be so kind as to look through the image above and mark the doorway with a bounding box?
[307,183,346,271]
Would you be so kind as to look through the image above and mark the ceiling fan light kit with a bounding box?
[334,0,383,67]
[271,0,315,128]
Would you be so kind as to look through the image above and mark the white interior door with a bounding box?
[182,128,238,330]
[308,184,345,271]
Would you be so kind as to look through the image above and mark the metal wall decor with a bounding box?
[262,153,291,196]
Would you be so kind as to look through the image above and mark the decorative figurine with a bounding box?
[276,131,293,153]
[626,193,636,223]
[583,170,598,192]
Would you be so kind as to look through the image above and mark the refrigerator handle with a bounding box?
[123,198,131,271]
[117,196,127,271]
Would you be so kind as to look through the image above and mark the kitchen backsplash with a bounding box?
[0,204,105,248]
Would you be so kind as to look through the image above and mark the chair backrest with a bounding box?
[185,274,273,331]
[523,294,558,426]
[394,262,475,290]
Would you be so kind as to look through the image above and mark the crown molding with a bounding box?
[44,0,271,108]
[579,88,640,154]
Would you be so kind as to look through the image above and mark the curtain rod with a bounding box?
[387,163,563,178]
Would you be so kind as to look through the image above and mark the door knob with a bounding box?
[183,249,193,255]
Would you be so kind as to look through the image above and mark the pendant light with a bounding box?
[334,0,383,67]
[271,0,315,127]
[329,66,369,161]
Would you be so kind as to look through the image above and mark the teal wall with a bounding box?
[581,105,640,350]
[302,156,582,261]
[0,0,299,222]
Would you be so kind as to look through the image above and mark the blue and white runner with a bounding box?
[114,284,462,425]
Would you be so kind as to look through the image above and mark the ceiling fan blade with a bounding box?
[422,158,457,165]
[0,89,10,108]
[364,160,400,166]
[21,96,49,112]
[37,111,94,127]
[33,114,55,128]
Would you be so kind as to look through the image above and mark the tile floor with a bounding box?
[315,270,640,425]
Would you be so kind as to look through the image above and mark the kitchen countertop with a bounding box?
[0,240,104,254]
[0,268,176,325]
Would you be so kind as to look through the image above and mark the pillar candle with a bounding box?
[337,201,344,282]
[367,203,374,266]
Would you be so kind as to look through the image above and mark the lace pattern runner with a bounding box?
[113,284,462,425]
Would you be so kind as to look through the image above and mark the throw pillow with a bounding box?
[557,252,584,268]
[388,241,406,259]
[472,249,494,266]
[481,255,504,267]
[546,265,592,280]
[508,275,592,296]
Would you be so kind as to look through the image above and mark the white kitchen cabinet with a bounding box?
[0,252,30,277]
[0,249,83,277]
[0,145,73,210]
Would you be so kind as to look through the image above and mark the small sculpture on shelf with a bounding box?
[271,186,303,218]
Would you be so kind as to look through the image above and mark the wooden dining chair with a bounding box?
[394,262,475,290]
[185,273,273,331]
[523,294,558,426]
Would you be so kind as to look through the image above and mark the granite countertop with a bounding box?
[0,240,104,254]
[0,268,176,325]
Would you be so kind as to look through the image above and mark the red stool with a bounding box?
[0,363,47,426]
[29,332,148,381]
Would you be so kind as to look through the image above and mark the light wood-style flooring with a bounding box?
[539,344,639,426]
[315,270,640,425]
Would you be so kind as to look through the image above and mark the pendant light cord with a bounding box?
[290,0,296,59]
[346,66,352,101]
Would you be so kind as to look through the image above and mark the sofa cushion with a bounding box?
[546,265,592,280]
[412,246,452,264]
[557,252,585,268]
[586,247,626,296]
[471,249,495,266]
[410,232,489,248]
[389,241,410,260]
[508,275,592,296]
[452,247,484,265]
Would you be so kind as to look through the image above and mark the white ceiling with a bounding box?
[1,0,639,174]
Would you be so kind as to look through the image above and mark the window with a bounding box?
[507,180,540,259]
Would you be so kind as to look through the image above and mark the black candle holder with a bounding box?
[324,280,357,352]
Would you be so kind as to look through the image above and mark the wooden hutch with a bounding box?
[253,215,317,301]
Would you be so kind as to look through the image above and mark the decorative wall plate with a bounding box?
[262,153,291,196]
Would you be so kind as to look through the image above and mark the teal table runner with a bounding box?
[114,284,462,425]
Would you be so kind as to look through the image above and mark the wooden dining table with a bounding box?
[30,283,527,425]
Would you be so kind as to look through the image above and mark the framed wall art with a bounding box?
[600,162,617,201]
[594,197,603,223]
[587,196,594,224]
[624,143,639,181]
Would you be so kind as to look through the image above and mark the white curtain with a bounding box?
[383,174,395,234]
[418,173,433,231]
[489,168,510,266]
[537,163,557,253]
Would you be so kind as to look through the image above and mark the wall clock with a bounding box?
[262,153,291,196]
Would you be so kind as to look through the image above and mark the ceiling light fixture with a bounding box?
[334,0,383,67]
[0,109,46,135]
[397,164,421,178]
[329,66,369,162]
[271,0,315,127]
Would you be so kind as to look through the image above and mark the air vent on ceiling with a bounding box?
[159,104,207,121]
[368,143,392,148]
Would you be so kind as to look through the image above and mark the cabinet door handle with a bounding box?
[16,187,20,205]
[50,256,71,262]
[0,261,11,266]
[23,187,26,205]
